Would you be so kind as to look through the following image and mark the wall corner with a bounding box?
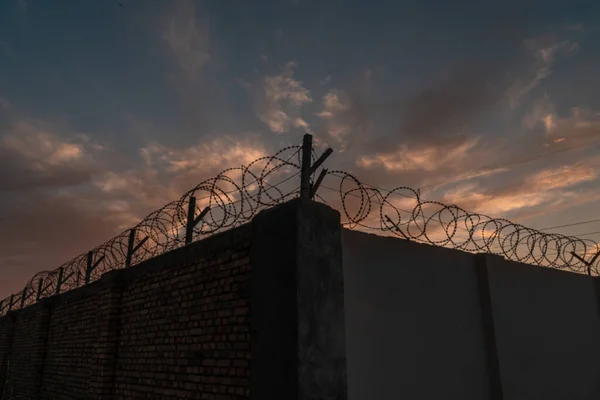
[250,198,348,400]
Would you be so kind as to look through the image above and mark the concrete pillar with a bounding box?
[88,270,125,400]
[250,198,348,400]
[474,253,504,400]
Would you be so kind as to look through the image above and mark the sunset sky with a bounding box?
[2,0,600,298]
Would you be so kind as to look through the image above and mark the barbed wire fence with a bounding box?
[313,169,600,276]
[0,135,331,316]
[1,134,599,316]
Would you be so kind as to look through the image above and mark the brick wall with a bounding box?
[0,314,14,397]
[0,199,348,400]
[0,222,252,400]
[40,295,98,399]
[2,304,50,399]
[114,224,252,399]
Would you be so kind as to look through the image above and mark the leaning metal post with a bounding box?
[385,215,410,240]
[185,198,210,246]
[85,251,105,284]
[571,250,600,276]
[19,287,27,309]
[125,228,149,268]
[36,279,43,302]
[310,169,327,199]
[55,267,64,296]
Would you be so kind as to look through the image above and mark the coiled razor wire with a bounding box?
[315,170,600,276]
[2,140,599,316]
[0,144,320,315]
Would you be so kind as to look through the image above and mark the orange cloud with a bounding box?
[257,62,312,134]
[357,138,480,172]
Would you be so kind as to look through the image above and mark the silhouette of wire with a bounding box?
[0,145,308,316]
[3,138,599,317]
[322,170,600,276]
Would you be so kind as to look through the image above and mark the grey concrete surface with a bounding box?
[342,229,489,400]
[486,257,600,400]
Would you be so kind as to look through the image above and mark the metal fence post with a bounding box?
[186,196,197,245]
[86,251,94,283]
[300,134,313,199]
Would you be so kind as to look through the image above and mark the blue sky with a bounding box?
[2,0,600,296]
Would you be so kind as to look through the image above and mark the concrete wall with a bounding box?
[342,229,600,400]
[486,257,600,400]
[342,229,490,400]
[0,198,347,400]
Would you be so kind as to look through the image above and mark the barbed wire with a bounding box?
[0,144,319,316]
[316,170,600,276]
[2,135,599,316]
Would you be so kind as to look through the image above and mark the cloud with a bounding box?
[357,137,481,173]
[140,134,266,176]
[337,27,587,202]
[529,164,596,190]
[400,63,504,144]
[0,120,103,192]
[0,125,270,298]
[442,162,599,217]
[523,93,600,149]
[93,134,268,209]
[257,62,312,134]
[315,89,353,149]
[544,107,600,146]
[163,0,211,81]
[507,37,579,109]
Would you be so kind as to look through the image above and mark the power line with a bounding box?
[418,135,600,191]
[333,158,598,208]
[568,230,600,238]
[439,165,598,205]
[538,218,600,232]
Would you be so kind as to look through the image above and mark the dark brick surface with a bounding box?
[0,223,252,400]
[0,314,14,397]
[114,229,252,399]
[40,295,98,399]
[3,303,50,399]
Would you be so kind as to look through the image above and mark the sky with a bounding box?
[1,0,600,298]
